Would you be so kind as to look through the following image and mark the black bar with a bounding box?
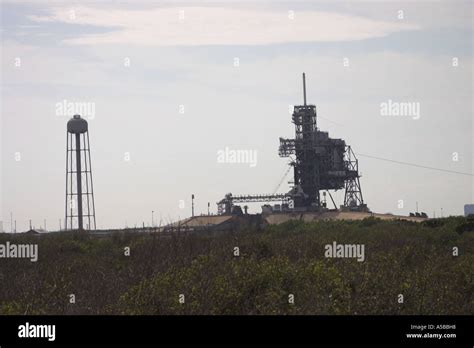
[0,315,472,345]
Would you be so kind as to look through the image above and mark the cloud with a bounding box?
[29,6,420,46]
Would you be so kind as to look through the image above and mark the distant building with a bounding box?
[464,204,474,217]
[25,229,43,235]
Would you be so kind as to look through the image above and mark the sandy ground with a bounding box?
[168,211,427,229]
[265,211,427,225]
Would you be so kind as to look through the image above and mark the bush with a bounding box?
[0,218,472,315]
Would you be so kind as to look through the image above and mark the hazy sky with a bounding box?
[1,0,473,231]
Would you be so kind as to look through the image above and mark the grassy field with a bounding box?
[0,216,472,315]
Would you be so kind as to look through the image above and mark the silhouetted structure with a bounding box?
[65,115,96,230]
[218,73,367,214]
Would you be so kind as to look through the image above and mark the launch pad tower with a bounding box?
[218,73,367,214]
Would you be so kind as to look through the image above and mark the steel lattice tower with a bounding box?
[343,146,364,207]
[278,73,367,212]
[216,73,368,214]
[292,74,320,208]
[65,115,96,231]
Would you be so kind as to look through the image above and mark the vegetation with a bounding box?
[0,216,472,315]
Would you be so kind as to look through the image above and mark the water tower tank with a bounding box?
[67,114,88,134]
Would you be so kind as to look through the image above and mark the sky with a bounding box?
[1,0,473,231]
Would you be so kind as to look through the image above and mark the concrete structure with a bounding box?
[162,214,262,233]
[264,211,427,225]
[165,211,427,233]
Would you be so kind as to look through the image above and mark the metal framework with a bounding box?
[217,193,290,215]
[217,73,367,214]
[343,146,364,207]
[278,73,352,210]
[65,115,96,231]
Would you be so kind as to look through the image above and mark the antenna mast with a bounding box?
[302,72,307,106]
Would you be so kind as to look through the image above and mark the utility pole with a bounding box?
[208,202,210,215]
[191,194,195,217]
[152,211,154,227]
[29,219,32,230]
[14,220,17,233]
[416,201,418,213]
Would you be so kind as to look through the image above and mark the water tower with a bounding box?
[65,115,96,231]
